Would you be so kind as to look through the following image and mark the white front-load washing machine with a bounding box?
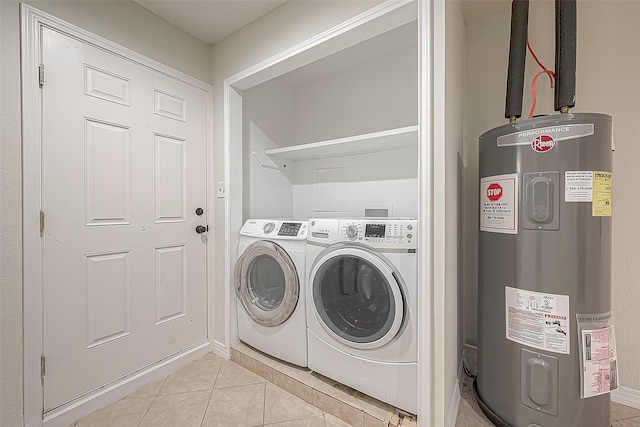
[306,218,418,414]
[234,219,308,367]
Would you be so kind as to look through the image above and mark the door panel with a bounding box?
[234,241,299,326]
[42,27,208,411]
[310,248,404,350]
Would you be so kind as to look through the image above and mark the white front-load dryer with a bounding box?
[306,218,418,414]
[234,219,308,367]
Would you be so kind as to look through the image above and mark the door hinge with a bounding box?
[39,64,45,87]
[41,355,46,379]
[40,210,45,235]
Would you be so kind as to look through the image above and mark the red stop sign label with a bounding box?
[487,183,502,201]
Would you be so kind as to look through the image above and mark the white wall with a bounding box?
[0,4,24,426]
[245,121,295,219]
[463,0,640,395]
[210,0,385,345]
[433,0,465,424]
[243,78,296,219]
[28,1,211,82]
[293,43,418,144]
[0,2,210,425]
[291,148,419,219]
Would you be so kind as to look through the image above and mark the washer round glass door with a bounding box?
[310,247,405,350]
[234,240,299,326]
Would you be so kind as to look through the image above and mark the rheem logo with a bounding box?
[487,183,502,201]
[531,135,556,153]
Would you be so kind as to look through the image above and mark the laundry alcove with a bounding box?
[222,0,433,419]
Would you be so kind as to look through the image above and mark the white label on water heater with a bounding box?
[565,171,594,202]
[581,325,619,398]
[505,286,570,354]
[480,174,518,234]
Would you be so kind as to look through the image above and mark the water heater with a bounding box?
[475,113,614,426]
[475,1,616,426]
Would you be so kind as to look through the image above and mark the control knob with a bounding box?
[345,224,358,240]
[263,222,275,234]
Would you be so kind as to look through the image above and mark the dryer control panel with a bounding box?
[240,219,308,240]
[308,218,417,250]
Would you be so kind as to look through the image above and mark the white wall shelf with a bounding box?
[264,125,418,161]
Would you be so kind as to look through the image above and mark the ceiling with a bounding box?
[134,0,511,46]
[135,0,286,45]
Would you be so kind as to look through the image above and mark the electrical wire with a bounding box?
[527,39,549,73]
[529,70,555,119]
[462,360,476,379]
[527,39,555,118]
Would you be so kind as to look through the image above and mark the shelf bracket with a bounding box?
[252,151,281,170]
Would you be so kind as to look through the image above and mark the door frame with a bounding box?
[222,0,434,424]
[21,5,214,426]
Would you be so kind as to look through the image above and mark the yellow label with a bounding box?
[592,171,612,217]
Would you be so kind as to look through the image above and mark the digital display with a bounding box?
[278,222,302,236]
[365,224,386,238]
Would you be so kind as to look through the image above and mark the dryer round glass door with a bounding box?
[234,241,299,326]
[310,247,405,350]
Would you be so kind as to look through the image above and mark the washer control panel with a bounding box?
[240,219,308,240]
[308,218,417,249]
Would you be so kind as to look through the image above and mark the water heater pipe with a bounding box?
[504,0,530,122]
[554,0,577,112]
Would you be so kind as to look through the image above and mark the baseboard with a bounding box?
[447,375,462,427]
[213,339,231,360]
[43,341,210,427]
[612,386,640,409]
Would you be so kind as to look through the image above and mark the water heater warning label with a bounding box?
[581,325,618,398]
[505,286,570,354]
[565,171,612,217]
[481,174,518,234]
[592,171,612,217]
[565,171,594,202]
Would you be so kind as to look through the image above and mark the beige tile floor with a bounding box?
[73,351,355,427]
[75,347,640,427]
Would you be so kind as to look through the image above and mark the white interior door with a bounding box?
[41,27,208,411]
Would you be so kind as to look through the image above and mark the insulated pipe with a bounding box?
[554,0,577,112]
[504,0,529,122]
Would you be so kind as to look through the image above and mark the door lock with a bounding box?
[195,207,204,216]
[195,225,208,234]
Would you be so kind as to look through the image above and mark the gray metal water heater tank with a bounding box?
[476,113,614,427]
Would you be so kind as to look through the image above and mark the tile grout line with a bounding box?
[198,361,222,427]
[197,388,215,427]
[615,414,640,422]
[135,377,166,427]
[262,380,268,427]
